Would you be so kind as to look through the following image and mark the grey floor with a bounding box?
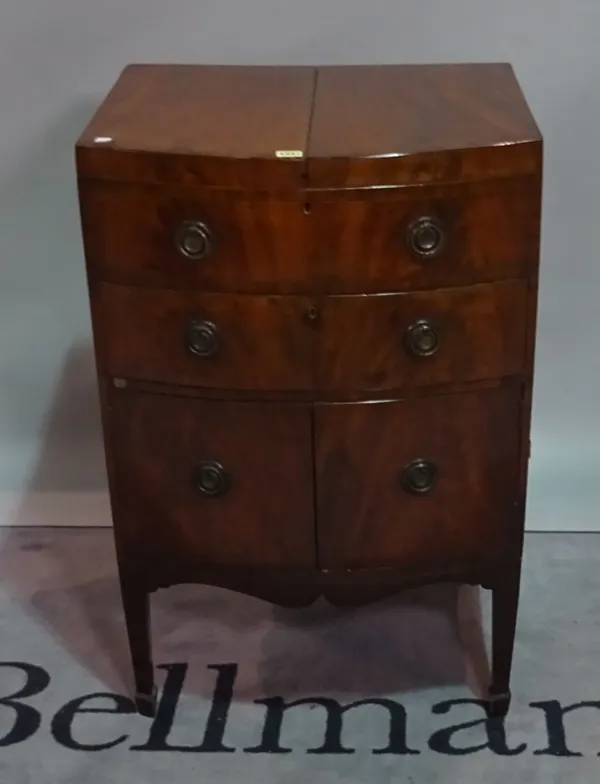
[0,528,598,783]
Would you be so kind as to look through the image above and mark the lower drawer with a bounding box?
[109,392,315,568]
[314,383,522,569]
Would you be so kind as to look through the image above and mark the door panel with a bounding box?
[111,390,316,568]
[315,385,521,570]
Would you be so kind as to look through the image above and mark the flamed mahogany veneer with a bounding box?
[76,63,543,719]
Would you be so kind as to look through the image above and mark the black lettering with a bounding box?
[51,693,135,750]
[245,696,419,755]
[131,662,236,752]
[531,700,600,757]
[428,699,526,756]
[0,662,50,746]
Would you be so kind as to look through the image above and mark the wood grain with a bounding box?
[92,280,525,394]
[110,390,316,568]
[98,376,504,405]
[76,64,316,188]
[92,284,316,390]
[76,63,541,189]
[308,63,542,187]
[145,562,493,606]
[78,179,313,292]
[76,61,543,718]
[317,280,527,391]
[310,176,541,293]
[314,384,522,570]
[79,176,540,295]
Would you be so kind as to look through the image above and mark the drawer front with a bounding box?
[317,280,527,391]
[79,180,312,292]
[110,392,316,568]
[315,385,521,570]
[311,177,540,293]
[93,284,314,390]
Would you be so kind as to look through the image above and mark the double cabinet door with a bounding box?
[110,383,521,573]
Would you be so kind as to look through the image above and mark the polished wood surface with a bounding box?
[110,389,315,568]
[308,63,542,187]
[311,176,540,293]
[80,176,539,295]
[76,62,541,190]
[79,180,312,292]
[93,284,315,390]
[318,280,527,391]
[76,64,315,188]
[314,384,521,570]
[77,62,543,719]
[111,375,504,404]
[148,563,495,608]
[93,280,525,393]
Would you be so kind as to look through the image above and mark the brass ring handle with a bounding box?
[406,216,444,258]
[186,319,219,357]
[193,460,229,497]
[401,459,437,495]
[175,220,213,260]
[405,319,440,358]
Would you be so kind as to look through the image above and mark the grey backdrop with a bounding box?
[0,0,597,529]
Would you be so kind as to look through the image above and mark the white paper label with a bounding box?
[275,150,304,158]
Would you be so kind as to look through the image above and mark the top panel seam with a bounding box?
[303,68,319,185]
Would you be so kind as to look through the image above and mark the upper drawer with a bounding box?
[309,176,541,293]
[78,180,312,293]
[79,177,540,295]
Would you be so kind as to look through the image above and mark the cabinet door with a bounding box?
[314,385,521,570]
[110,391,316,568]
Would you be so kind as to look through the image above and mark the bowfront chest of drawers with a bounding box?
[76,63,543,718]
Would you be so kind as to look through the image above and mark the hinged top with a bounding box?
[76,63,542,190]
[308,63,542,188]
[76,64,316,189]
